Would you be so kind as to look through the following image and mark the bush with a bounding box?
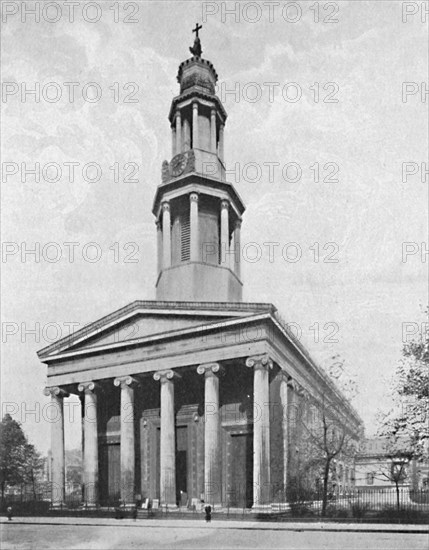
[1,500,50,516]
[375,505,429,523]
[350,502,370,519]
[289,502,315,517]
[324,505,350,518]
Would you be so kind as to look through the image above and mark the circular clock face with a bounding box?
[170,154,186,177]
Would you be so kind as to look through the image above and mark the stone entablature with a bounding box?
[168,89,227,124]
[153,175,245,219]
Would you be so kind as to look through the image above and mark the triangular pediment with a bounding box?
[37,300,275,361]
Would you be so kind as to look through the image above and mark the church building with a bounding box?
[38,29,362,511]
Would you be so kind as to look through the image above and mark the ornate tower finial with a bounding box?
[189,23,203,57]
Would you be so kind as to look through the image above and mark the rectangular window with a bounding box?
[366,472,374,485]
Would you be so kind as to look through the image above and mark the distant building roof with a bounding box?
[358,437,412,457]
[362,438,390,455]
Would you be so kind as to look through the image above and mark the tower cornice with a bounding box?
[168,90,227,124]
[152,173,245,218]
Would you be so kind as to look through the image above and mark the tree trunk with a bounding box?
[321,459,331,517]
[395,483,400,511]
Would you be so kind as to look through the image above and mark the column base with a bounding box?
[50,502,66,508]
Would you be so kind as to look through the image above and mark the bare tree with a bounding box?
[373,442,412,511]
[297,394,358,517]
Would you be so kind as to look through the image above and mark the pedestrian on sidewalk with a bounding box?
[6,506,13,521]
[204,504,212,523]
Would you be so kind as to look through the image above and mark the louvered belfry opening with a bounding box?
[171,196,191,267]
[180,212,190,262]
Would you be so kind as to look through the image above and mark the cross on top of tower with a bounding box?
[192,23,202,38]
[189,23,203,57]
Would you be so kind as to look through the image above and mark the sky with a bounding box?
[1,0,428,454]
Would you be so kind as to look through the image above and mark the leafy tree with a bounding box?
[379,318,429,460]
[0,414,45,500]
[23,444,45,499]
[0,414,28,499]
[65,448,82,494]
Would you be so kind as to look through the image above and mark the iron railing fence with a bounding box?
[2,487,428,521]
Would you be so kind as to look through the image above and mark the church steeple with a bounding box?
[153,29,245,302]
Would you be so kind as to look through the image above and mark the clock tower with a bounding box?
[153,26,245,302]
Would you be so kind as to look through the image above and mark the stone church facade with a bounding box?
[39,36,362,510]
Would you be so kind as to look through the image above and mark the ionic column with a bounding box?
[114,376,138,505]
[218,124,224,162]
[183,118,191,151]
[190,193,199,262]
[246,354,273,507]
[153,370,178,507]
[156,220,162,274]
[171,126,176,157]
[279,373,289,499]
[78,381,99,507]
[192,102,199,149]
[43,386,69,507]
[197,363,221,506]
[210,109,217,154]
[220,199,229,267]
[162,202,171,269]
[175,111,182,154]
[233,219,242,278]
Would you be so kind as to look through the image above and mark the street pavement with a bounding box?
[1,517,428,549]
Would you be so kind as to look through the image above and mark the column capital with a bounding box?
[78,381,98,393]
[153,369,180,383]
[220,199,229,211]
[162,201,170,213]
[287,378,305,395]
[210,107,216,116]
[176,109,181,119]
[245,354,273,371]
[43,386,69,398]
[192,101,199,109]
[114,376,139,389]
[278,369,291,381]
[197,362,222,376]
[189,192,199,203]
